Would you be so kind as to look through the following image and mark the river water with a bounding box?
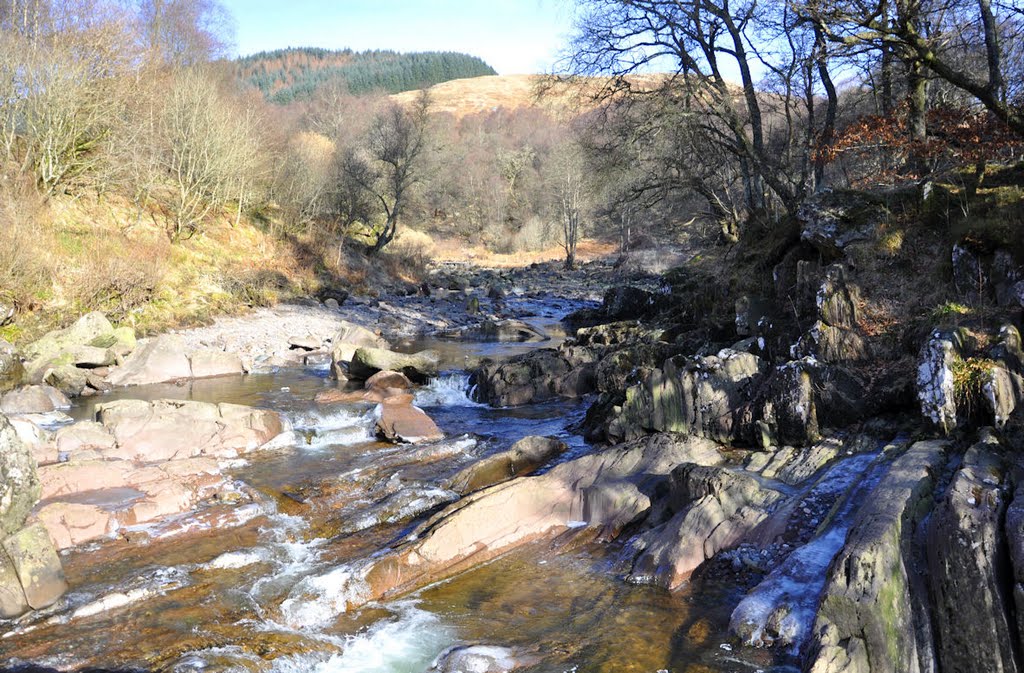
[1,305,789,673]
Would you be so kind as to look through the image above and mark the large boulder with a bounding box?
[927,434,1019,673]
[0,415,41,538]
[0,545,28,618]
[445,436,568,494]
[42,364,91,397]
[628,464,783,588]
[106,334,192,387]
[349,347,440,384]
[22,312,114,363]
[2,522,66,610]
[0,385,70,415]
[602,286,661,321]
[752,360,820,448]
[805,440,948,673]
[96,399,284,462]
[23,313,134,385]
[472,347,598,407]
[366,370,413,392]
[329,321,388,380]
[374,395,444,444]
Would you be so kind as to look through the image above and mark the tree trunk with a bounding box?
[814,25,838,190]
[370,214,398,255]
[907,59,928,143]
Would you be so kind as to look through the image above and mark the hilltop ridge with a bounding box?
[236,47,496,103]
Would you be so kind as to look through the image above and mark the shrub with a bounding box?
[0,171,49,312]
[511,216,556,252]
[387,228,436,267]
[951,356,996,420]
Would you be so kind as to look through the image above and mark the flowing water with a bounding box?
[2,303,805,673]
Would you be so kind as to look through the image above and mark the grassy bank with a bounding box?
[0,188,413,344]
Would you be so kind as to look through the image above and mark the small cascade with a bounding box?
[285,406,377,448]
[278,561,375,630]
[414,373,484,408]
[269,602,454,673]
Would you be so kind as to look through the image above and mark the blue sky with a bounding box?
[221,0,576,74]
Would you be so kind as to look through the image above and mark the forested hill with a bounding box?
[235,48,497,103]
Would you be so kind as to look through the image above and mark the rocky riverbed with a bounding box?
[2,229,1024,673]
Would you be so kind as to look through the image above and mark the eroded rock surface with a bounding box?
[629,464,784,588]
[805,440,948,673]
[445,436,568,494]
[349,347,440,383]
[351,435,724,607]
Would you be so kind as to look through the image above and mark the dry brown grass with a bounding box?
[0,170,50,318]
[431,237,616,267]
[391,74,668,119]
[0,189,344,341]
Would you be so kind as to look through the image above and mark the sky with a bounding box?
[220,0,577,75]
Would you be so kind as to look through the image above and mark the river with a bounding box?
[1,297,787,673]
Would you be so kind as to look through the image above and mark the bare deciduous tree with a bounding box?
[563,0,839,230]
[0,0,136,192]
[133,0,234,66]
[804,0,1024,135]
[154,69,264,240]
[546,138,591,270]
[340,92,432,254]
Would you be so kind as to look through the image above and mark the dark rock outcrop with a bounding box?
[798,190,887,257]
[607,350,766,443]
[472,347,598,407]
[927,434,1019,673]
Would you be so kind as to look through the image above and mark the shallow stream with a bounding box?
[1,303,794,673]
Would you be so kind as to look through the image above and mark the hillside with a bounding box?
[390,73,669,118]
[235,47,497,104]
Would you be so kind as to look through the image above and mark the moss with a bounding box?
[930,302,972,325]
[0,324,23,344]
[877,542,907,667]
